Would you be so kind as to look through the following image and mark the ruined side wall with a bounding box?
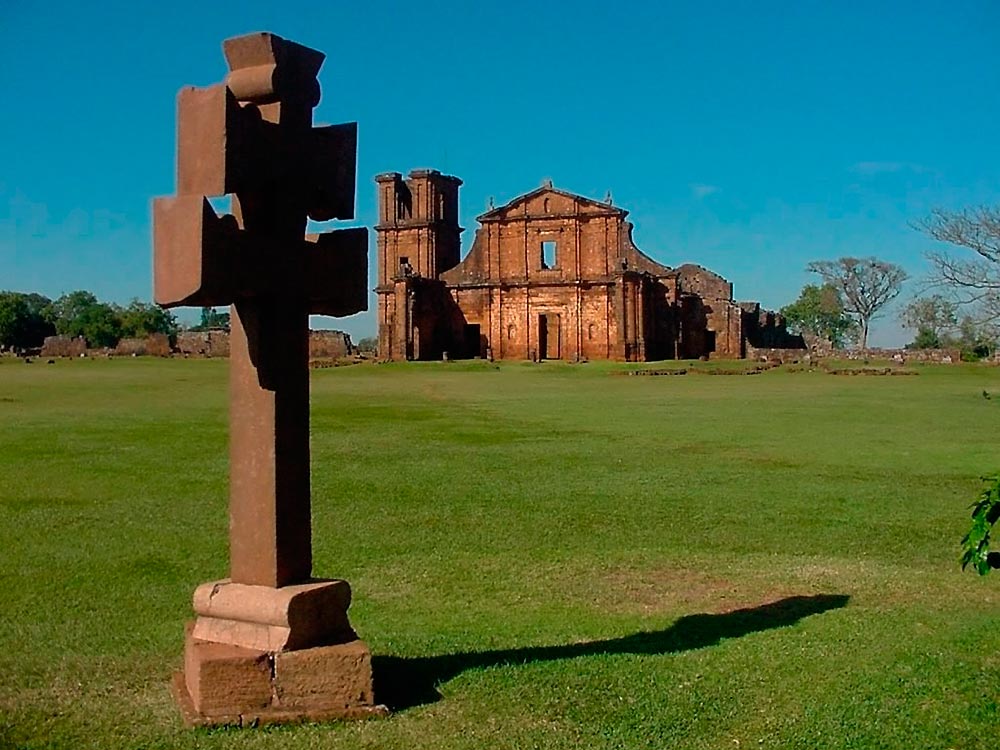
[673,265,743,358]
[675,264,733,301]
[741,305,806,351]
[308,331,353,359]
[176,331,231,357]
[114,334,171,357]
[620,223,673,277]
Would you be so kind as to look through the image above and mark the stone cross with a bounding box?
[153,33,379,725]
[154,33,365,587]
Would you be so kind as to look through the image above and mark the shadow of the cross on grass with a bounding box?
[373,593,849,711]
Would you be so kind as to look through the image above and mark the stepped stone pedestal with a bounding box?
[173,580,384,726]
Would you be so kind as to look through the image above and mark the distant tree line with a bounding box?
[0,290,179,352]
[896,294,995,359]
[779,217,1000,360]
[911,205,1000,360]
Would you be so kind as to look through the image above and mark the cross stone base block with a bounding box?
[175,624,387,727]
[173,579,386,726]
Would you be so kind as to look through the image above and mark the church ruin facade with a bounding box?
[375,169,800,361]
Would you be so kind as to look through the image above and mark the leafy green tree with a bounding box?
[356,336,378,353]
[47,290,122,348]
[0,291,55,350]
[46,290,99,331]
[779,283,856,348]
[806,257,908,350]
[191,306,230,332]
[961,474,1000,575]
[899,295,956,338]
[0,293,31,349]
[954,315,997,360]
[77,305,122,348]
[119,299,178,339]
[900,295,957,349]
[909,327,942,349]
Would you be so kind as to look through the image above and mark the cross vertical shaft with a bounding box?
[229,298,312,587]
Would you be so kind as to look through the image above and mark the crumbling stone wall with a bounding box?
[114,333,171,357]
[741,303,806,352]
[308,330,353,359]
[746,346,815,363]
[747,345,960,364]
[40,335,86,357]
[176,331,230,357]
[837,348,960,364]
[115,338,145,356]
[176,330,351,359]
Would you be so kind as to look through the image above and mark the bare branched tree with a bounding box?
[917,206,1000,324]
[806,257,908,350]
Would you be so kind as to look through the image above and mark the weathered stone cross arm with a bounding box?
[152,195,366,316]
[152,38,366,315]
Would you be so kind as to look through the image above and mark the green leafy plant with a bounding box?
[961,473,1000,575]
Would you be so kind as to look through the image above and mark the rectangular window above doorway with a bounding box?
[541,241,557,269]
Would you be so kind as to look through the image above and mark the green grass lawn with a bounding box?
[1,356,999,749]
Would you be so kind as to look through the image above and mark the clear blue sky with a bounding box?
[2,1,998,345]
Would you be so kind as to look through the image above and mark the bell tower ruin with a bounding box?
[375,169,462,282]
[375,169,463,359]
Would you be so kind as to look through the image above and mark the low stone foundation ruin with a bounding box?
[835,347,959,364]
[176,331,231,358]
[308,330,354,359]
[40,335,86,357]
[747,344,960,364]
[37,330,355,360]
[114,333,171,357]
